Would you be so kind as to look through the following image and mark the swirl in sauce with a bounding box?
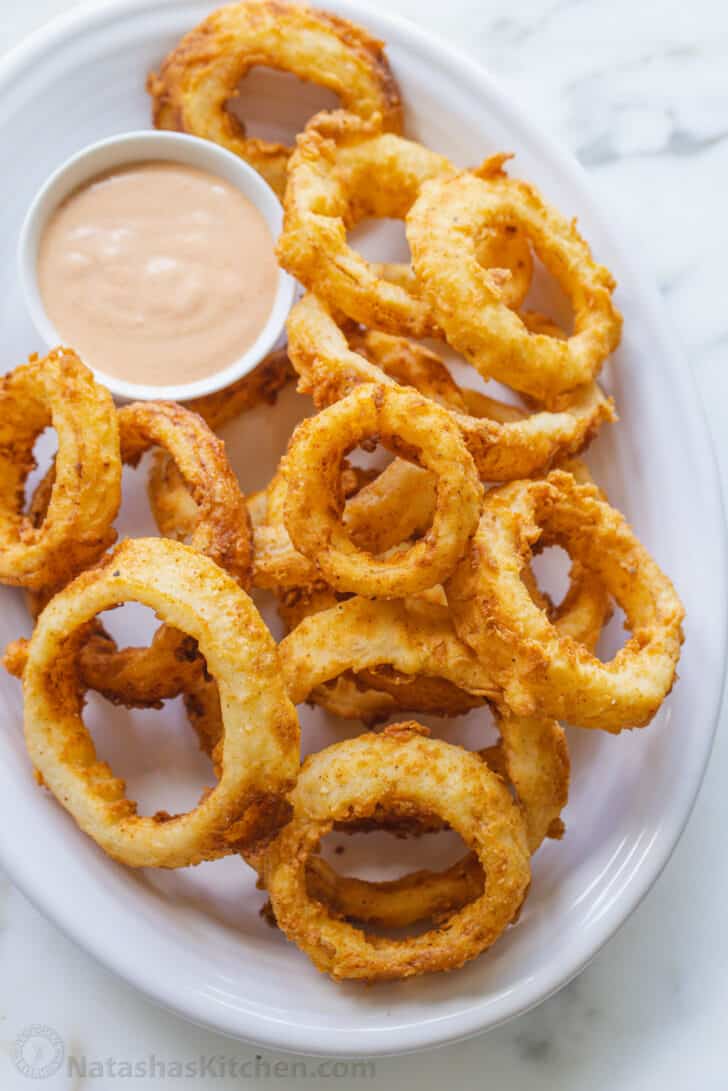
[37,161,279,386]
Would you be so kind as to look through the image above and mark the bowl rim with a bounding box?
[17,128,295,402]
[1,0,726,1058]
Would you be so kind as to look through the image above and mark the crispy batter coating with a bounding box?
[269,520,614,929]
[372,211,534,313]
[0,350,121,593]
[277,110,453,334]
[147,1,402,197]
[287,293,616,480]
[447,470,684,730]
[407,156,623,403]
[283,384,482,596]
[22,538,299,868]
[151,447,435,599]
[31,401,253,709]
[123,401,252,584]
[261,725,530,980]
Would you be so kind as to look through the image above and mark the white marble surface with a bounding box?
[1,0,727,1087]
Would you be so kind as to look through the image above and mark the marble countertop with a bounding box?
[1,1,727,1087]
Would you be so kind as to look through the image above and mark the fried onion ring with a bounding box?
[167,635,568,926]
[147,1,402,198]
[121,401,252,584]
[0,350,120,593]
[277,110,454,336]
[447,469,684,730]
[277,586,590,838]
[270,551,611,927]
[170,558,609,926]
[30,401,252,708]
[277,582,485,723]
[283,384,482,596]
[260,724,530,980]
[150,451,436,595]
[407,156,623,403]
[371,214,534,312]
[80,402,252,707]
[22,538,299,868]
[280,594,496,705]
[286,293,616,480]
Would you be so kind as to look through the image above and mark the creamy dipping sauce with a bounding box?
[37,161,279,387]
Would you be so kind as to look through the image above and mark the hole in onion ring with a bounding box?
[342,443,396,476]
[118,459,163,538]
[82,691,216,816]
[521,253,575,336]
[530,545,571,611]
[226,67,340,145]
[320,826,471,881]
[314,826,482,937]
[93,602,164,651]
[22,428,57,518]
[596,601,629,662]
[348,217,411,266]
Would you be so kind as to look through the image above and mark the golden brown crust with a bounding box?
[81,401,252,708]
[261,727,530,981]
[22,538,299,868]
[0,349,121,593]
[283,384,482,597]
[277,110,453,334]
[148,1,402,196]
[287,293,617,481]
[447,470,685,730]
[407,159,623,403]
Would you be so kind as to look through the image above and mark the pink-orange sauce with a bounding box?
[38,161,278,386]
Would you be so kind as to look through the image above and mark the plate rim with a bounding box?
[0,0,725,1057]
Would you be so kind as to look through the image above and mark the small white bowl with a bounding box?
[18,130,296,402]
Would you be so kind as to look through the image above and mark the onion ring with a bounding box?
[260,723,530,980]
[277,582,486,723]
[280,594,496,705]
[22,537,299,868]
[407,155,623,403]
[447,469,684,730]
[278,520,612,715]
[277,587,589,840]
[150,451,437,595]
[30,401,252,708]
[80,402,251,708]
[0,349,121,593]
[166,662,567,930]
[147,1,402,198]
[294,711,563,931]
[270,549,611,926]
[371,212,534,312]
[120,401,251,584]
[169,553,608,926]
[283,384,482,596]
[286,293,616,480]
[277,110,454,336]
